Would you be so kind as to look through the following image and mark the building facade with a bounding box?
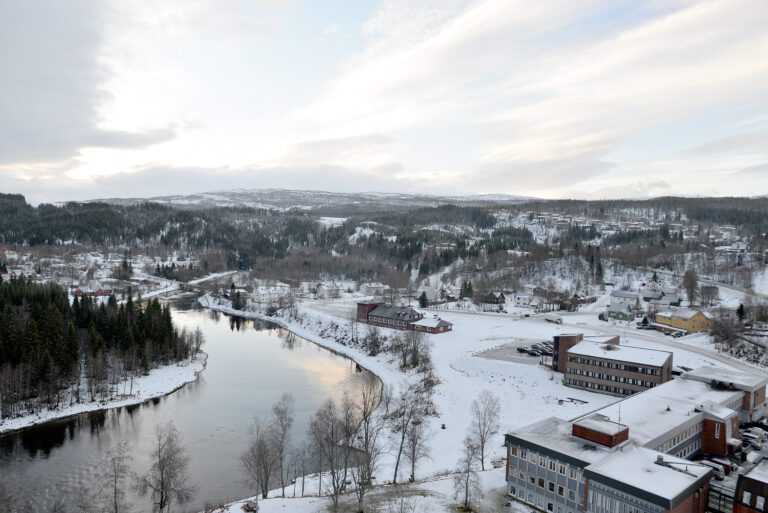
[563,342,673,397]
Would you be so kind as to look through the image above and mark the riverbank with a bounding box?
[0,351,207,436]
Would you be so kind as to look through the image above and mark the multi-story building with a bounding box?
[506,367,767,513]
[552,334,619,374]
[564,341,673,397]
[505,414,711,513]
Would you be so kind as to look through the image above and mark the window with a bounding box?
[715,423,721,439]
[569,490,576,501]
[558,486,565,496]
[538,477,545,488]
[539,455,547,467]
[520,449,527,459]
[511,447,518,456]
[529,476,536,485]
[744,491,753,505]
[519,471,526,480]
[559,464,566,475]
[548,482,555,492]
[548,502,554,512]
[519,490,525,500]
[756,496,765,510]
[549,460,556,471]
[569,468,578,479]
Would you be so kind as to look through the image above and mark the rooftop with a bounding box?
[574,414,627,436]
[585,446,711,505]
[683,365,768,391]
[507,417,617,466]
[746,460,768,485]
[574,377,743,448]
[568,341,672,367]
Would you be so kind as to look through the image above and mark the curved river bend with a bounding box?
[0,296,373,511]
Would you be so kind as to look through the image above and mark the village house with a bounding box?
[356,301,453,334]
[606,302,633,321]
[655,309,714,333]
[316,281,344,299]
[360,282,389,296]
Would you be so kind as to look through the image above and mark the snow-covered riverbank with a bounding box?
[0,352,207,435]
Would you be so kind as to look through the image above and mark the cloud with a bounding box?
[687,131,768,155]
[0,1,176,166]
[739,162,768,176]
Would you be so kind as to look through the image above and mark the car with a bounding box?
[743,437,763,451]
[672,332,683,338]
[527,349,542,356]
[516,346,529,354]
[531,343,542,350]
[699,460,726,481]
[744,427,767,440]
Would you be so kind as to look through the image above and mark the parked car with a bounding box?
[744,427,767,441]
[699,460,725,480]
[527,349,542,356]
[705,457,733,475]
[672,332,683,338]
[539,349,553,356]
[517,346,529,354]
[743,436,763,451]
[531,343,542,350]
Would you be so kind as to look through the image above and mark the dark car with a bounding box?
[527,349,542,356]
[517,346,529,353]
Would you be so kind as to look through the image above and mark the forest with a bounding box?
[0,277,203,419]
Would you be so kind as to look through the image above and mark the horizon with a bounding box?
[1,1,767,204]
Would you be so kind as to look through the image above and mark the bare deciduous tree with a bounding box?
[270,393,295,497]
[453,437,482,512]
[351,376,390,511]
[105,442,132,513]
[309,398,352,511]
[242,418,275,499]
[404,417,430,482]
[391,382,425,484]
[134,422,196,513]
[469,390,500,471]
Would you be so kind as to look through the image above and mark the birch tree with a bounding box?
[469,390,500,470]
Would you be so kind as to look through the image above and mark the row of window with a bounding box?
[566,357,662,375]
[653,423,701,454]
[564,379,640,396]
[509,485,575,513]
[510,446,583,482]
[516,471,578,502]
[566,369,658,388]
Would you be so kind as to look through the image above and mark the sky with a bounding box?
[1,0,767,204]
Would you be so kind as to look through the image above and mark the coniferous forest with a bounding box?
[0,277,203,420]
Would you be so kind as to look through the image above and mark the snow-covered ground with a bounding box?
[198,291,766,512]
[0,353,207,435]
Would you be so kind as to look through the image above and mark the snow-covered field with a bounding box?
[0,353,207,435]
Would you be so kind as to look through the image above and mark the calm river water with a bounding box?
[0,295,372,511]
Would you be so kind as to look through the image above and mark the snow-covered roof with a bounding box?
[507,417,616,466]
[568,341,672,367]
[746,460,768,485]
[576,377,743,449]
[611,290,638,299]
[656,309,713,321]
[411,317,451,329]
[574,414,627,436]
[607,302,630,313]
[683,365,768,391]
[585,446,711,505]
[695,400,737,421]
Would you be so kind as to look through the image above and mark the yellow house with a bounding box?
[655,309,713,333]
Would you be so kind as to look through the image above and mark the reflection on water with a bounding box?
[0,294,374,511]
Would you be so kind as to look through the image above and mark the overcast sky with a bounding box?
[1,0,767,204]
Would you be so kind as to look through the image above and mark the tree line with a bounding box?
[0,277,203,419]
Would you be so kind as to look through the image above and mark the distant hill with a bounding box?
[93,188,535,214]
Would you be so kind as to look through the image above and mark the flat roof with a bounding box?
[585,446,711,506]
[568,341,672,367]
[683,365,768,391]
[747,460,768,485]
[574,378,743,448]
[574,414,627,436]
[506,417,616,467]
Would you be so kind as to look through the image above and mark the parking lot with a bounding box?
[474,339,554,366]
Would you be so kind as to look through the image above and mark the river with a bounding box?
[0,294,374,511]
